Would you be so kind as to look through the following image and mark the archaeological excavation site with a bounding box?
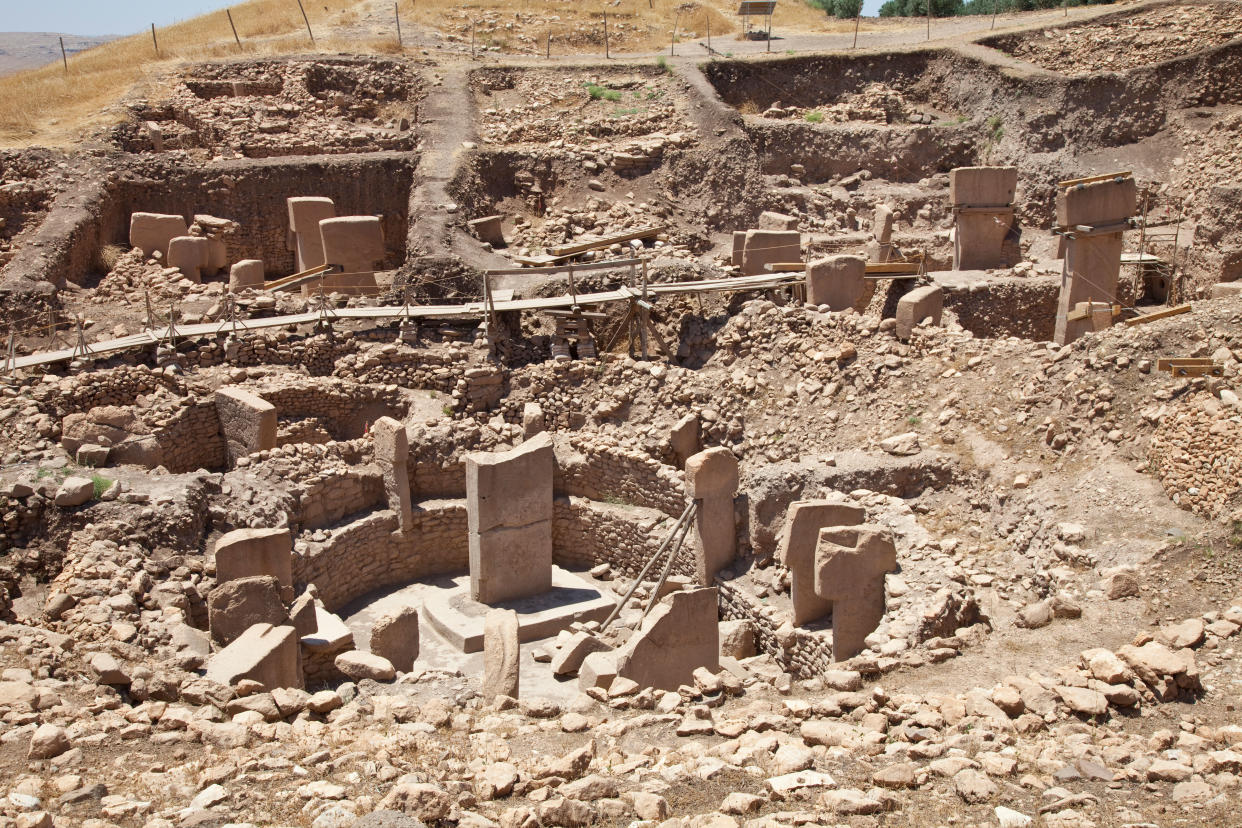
[1,0,1242,826]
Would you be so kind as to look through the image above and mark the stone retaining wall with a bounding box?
[293,500,468,611]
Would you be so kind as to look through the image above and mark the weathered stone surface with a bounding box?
[467,433,554,604]
[718,619,756,659]
[373,416,413,532]
[213,527,292,588]
[130,212,189,258]
[483,609,520,700]
[205,623,302,690]
[28,724,70,760]
[776,499,865,626]
[615,587,719,691]
[896,285,944,341]
[806,255,866,312]
[286,196,336,271]
[551,632,610,676]
[814,525,898,662]
[685,448,739,586]
[53,476,95,507]
[207,575,288,646]
[215,386,277,464]
[335,650,396,682]
[370,606,420,673]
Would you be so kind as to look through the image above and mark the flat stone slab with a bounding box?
[423,567,613,653]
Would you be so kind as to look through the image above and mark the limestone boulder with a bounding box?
[370,606,420,673]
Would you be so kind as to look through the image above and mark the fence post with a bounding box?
[296,0,315,43]
[151,24,159,56]
[227,10,242,47]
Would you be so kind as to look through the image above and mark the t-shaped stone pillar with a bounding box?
[949,166,1018,271]
[318,215,385,293]
[1053,175,1137,345]
[372,416,412,532]
[286,197,336,272]
[465,432,554,604]
[684,447,739,586]
[813,524,897,662]
[776,499,865,626]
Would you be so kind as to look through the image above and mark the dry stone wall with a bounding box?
[555,434,686,518]
[293,501,468,611]
[551,497,669,577]
[1149,393,1242,520]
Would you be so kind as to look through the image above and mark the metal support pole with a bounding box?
[227,10,242,47]
[927,0,931,41]
[59,37,68,71]
[395,3,403,46]
[603,12,610,59]
[643,502,698,619]
[671,10,680,56]
[853,9,861,49]
[151,24,159,56]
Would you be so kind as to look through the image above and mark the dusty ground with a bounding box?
[0,1,1241,828]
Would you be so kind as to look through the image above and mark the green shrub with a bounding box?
[90,473,113,500]
[804,110,824,123]
[586,84,622,102]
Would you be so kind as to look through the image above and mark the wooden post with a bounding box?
[926,0,931,41]
[852,9,861,49]
[603,12,610,59]
[707,15,711,53]
[296,0,315,43]
[546,31,551,59]
[227,10,242,47]
[639,259,650,359]
[59,36,68,71]
[567,263,578,305]
[1065,0,1069,16]
[671,10,680,56]
[4,333,14,375]
[766,13,772,52]
[395,2,403,46]
[992,0,999,30]
[471,21,476,59]
[151,23,159,56]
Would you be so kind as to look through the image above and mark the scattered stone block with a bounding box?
[129,212,188,258]
[522,402,545,439]
[335,650,396,682]
[370,606,420,673]
[213,527,292,589]
[53,476,95,507]
[206,623,302,690]
[207,575,289,646]
[551,631,610,676]
[719,619,756,659]
[895,285,944,341]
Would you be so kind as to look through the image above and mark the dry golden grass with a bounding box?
[404,0,868,53]
[0,0,875,147]
[0,0,367,147]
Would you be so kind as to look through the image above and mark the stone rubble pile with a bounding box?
[999,2,1242,75]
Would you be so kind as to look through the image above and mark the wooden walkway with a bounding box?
[8,271,800,371]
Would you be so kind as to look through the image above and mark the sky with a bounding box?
[6,0,892,37]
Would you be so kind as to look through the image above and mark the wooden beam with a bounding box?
[865,262,922,275]
[485,257,641,276]
[764,262,806,272]
[1058,171,1132,188]
[264,263,333,290]
[1125,304,1191,327]
[1156,358,1215,371]
[547,226,664,258]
